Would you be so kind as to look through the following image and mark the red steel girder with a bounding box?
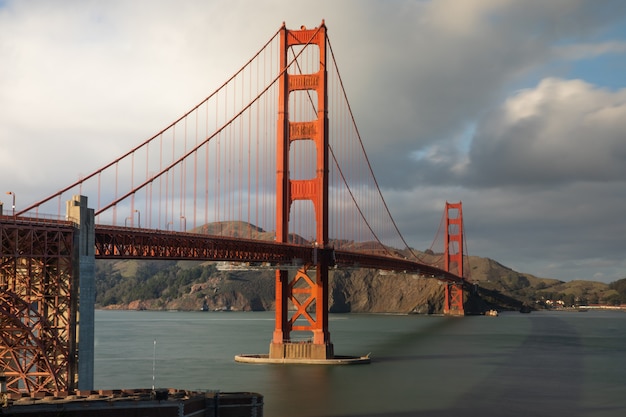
[95,225,465,283]
[0,218,77,394]
[334,250,464,283]
[94,225,315,265]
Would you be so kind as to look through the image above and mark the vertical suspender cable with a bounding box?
[97,172,101,213]
[145,143,150,228]
[216,91,220,228]
[159,134,163,228]
[239,65,244,236]
[114,162,119,225]
[171,127,176,228]
[180,115,186,229]
[246,61,251,238]
[205,100,210,228]
[255,48,260,236]
[193,108,198,231]
[227,82,232,227]
[130,151,135,226]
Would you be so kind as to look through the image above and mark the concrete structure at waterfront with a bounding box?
[235,353,371,365]
[1,388,263,417]
[67,195,96,390]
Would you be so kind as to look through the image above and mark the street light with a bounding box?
[5,192,15,217]
[180,216,186,232]
[134,209,141,228]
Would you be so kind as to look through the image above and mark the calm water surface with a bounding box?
[94,310,626,417]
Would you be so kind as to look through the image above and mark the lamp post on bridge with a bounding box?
[5,191,15,217]
[134,209,141,228]
[180,215,186,232]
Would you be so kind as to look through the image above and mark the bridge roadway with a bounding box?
[0,216,463,284]
[95,225,464,283]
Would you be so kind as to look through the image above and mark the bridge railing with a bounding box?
[0,213,74,227]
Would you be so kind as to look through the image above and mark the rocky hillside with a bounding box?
[96,260,447,313]
[94,221,621,313]
[95,256,620,314]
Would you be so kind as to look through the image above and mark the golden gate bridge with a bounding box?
[0,22,468,395]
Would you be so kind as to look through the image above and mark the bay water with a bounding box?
[94,309,626,416]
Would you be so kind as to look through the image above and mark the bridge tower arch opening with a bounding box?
[271,22,334,360]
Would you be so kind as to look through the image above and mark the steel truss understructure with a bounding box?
[0,219,78,394]
[94,225,316,264]
[94,226,463,281]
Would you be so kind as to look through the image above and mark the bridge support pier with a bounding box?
[269,342,334,360]
[0,195,94,394]
[443,283,465,316]
[66,195,95,390]
[269,262,334,360]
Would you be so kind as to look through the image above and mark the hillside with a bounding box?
[95,256,622,314]
[94,221,622,313]
[465,257,620,307]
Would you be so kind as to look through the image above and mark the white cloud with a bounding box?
[467,78,626,185]
[555,41,626,60]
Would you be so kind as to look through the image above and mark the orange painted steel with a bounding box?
[444,283,465,316]
[443,202,465,315]
[93,225,463,281]
[93,225,316,264]
[444,202,464,277]
[0,218,78,394]
[273,22,331,352]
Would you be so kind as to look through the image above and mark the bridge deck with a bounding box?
[93,225,463,283]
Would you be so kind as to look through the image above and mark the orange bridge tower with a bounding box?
[443,201,465,316]
[270,22,333,360]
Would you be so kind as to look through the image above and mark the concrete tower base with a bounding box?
[236,341,370,364]
[269,341,334,360]
[235,353,370,365]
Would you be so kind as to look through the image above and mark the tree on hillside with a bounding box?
[609,278,626,304]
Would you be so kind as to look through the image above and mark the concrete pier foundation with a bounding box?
[237,339,369,365]
[66,195,95,390]
[269,341,334,360]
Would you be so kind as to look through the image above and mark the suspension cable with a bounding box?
[95,25,323,216]
[327,38,419,260]
[17,26,284,216]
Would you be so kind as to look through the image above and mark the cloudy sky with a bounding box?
[2,0,626,283]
